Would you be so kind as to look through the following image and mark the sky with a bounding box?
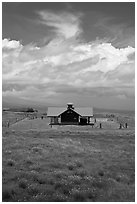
[2,2,135,110]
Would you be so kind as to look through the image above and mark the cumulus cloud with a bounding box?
[2,10,135,106]
[2,36,135,104]
[2,38,22,49]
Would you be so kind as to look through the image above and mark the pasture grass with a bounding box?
[2,126,135,202]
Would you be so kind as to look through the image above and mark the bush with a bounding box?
[98,170,104,177]
[3,190,12,200]
[68,165,75,171]
[36,176,46,184]
[27,184,39,196]
[18,179,28,189]
[71,189,86,201]
[67,163,76,171]
[75,160,83,168]
[74,169,88,177]
[25,158,33,165]
[2,186,15,201]
[32,146,42,153]
[7,159,15,167]
[52,192,68,202]
[26,108,35,112]
[54,180,72,195]
[92,177,106,189]
[68,175,82,185]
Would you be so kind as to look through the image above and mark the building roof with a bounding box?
[47,107,93,117]
[75,107,93,117]
[47,107,66,117]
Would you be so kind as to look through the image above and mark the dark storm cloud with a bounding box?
[2,2,134,47]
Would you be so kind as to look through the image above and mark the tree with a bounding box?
[26,107,34,112]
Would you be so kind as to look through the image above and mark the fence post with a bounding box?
[119,123,122,129]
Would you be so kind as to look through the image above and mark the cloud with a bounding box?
[2,34,135,105]
[94,17,135,48]
[2,38,22,49]
[37,10,82,39]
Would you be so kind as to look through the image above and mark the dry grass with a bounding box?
[2,111,27,127]
[2,112,135,202]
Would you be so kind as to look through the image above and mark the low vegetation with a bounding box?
[2,111,27,127]
[2,122,135,201]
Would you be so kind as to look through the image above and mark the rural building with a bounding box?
[3,108,10,111]
[94,113,108,122]
[47,103,94,125]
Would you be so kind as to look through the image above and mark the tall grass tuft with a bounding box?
[2,186,15,201]
[7,159,15,166]
[18,179,28,189]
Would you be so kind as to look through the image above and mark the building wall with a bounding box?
[61,109,79,123]
[96,118,108,122]
[58,116,61,124]
[50,116,58,124]
[49,109,94,125]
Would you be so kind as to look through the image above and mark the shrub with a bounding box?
[116,176,121,182]
[63,187,70,196]
[32,147,42,153]
[75,160,83,168]
[98,170,104,177]
[50,162,63,169]
[87,190,96,200]
[68,175,82,185]
[74,169,88,177]
[36,176,46,184]
[44,188,55,196]
[7,159,15,167]
[25,158,33,165]
[68,165,75,171]
[54,182,62,190]
[3,190,12,200]
[71,189,86,201]
[26,108,34,112]
[46,178,54,185]
[92,177,106,189]
[27,184,39,196]
[67,163,76,171]
[2,186,15,201]
[54,180,72,196]
[52,192,68,202]
[54,172,62,179]
[18,179,28,189]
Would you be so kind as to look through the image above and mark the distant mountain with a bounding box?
[2,96,134,115]
[94,107,135,115]
[2,96,48,110]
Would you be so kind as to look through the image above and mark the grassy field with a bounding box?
[2,111,135,202]
[2,111,27,127]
